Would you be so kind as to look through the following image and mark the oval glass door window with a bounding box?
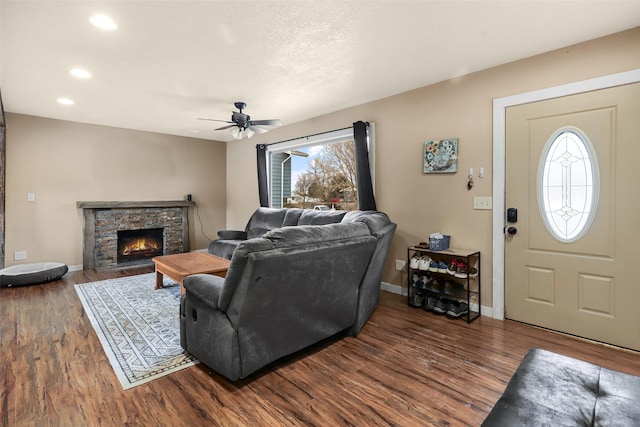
[538,128,599,242]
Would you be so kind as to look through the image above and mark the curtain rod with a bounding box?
[262,122,368,147]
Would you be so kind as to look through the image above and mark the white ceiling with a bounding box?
[1,1,639,142]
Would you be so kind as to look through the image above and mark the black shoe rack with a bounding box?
[407,246,481,323]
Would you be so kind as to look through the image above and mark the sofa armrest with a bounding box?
[217,230,247,240]
[183,274,225,311]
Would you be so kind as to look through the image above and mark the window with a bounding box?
[267,126,374,211]
[537,128,599,242]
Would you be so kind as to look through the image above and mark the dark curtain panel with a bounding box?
[353,121,377,211]
[256,144,269,207]
[0,88,5,268]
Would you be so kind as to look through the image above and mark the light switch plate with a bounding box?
[473,196,493,210]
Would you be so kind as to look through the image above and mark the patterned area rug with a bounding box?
[74,273,197,390]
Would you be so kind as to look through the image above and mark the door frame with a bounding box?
[491,68,640,320]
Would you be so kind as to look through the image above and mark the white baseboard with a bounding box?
[381,281,407,295]
[380,281,493,317]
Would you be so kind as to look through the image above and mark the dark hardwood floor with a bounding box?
[3,267,640,426]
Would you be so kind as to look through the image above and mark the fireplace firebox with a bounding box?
[117,228,164,264]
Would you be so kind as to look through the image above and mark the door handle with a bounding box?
[507,226,517,235]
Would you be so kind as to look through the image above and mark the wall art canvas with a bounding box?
[424,138,458,173]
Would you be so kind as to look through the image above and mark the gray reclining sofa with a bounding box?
[180,208,396,381]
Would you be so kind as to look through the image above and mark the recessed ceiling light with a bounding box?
[70,68,92,79]
[89,14,117,30]
[57,98,75,105]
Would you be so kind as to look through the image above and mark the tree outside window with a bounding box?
[271,139,358,211]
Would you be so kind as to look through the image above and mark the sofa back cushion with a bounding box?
[282,208,303,226]
[219,222,374,314]
[297,209,346,225]
[245,208,289,239]
[342,210,393,237]
[265,221,370,248]
[218,238,276,311]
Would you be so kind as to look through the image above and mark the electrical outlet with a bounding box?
[27,193,36,202]
[395,259,406,271]
[473,196,493,210]
[14,251,27,261]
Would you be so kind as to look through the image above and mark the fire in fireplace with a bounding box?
[117,228,164,264]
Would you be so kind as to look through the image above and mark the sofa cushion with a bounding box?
[264,222,370,248]
[217,230,247,240]
[218,238,276,312]
[208,239,243,260]
[245,208,289,239]
[342,210,392,236]
[282,208,303,226]
[297,209,346,225]
[183,273,225,311]
[220,222,374,318]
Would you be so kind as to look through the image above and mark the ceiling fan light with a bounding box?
[245,128,256,139]
[230,127,241,139]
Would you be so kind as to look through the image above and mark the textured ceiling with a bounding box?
[1,1,639,141]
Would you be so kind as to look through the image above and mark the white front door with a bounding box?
[505,82,640,350]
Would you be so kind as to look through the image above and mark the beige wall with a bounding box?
[5,114,226,268]
[226,27,640,308]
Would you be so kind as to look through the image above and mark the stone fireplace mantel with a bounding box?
[77,200,195,209]
[78,200,195,270]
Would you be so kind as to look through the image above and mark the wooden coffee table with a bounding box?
[152,252,230,294]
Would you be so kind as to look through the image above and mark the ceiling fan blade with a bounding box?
[250,119,282,127]
[248,125,269,134]
[197,118,233,123]
[215,125,237,131]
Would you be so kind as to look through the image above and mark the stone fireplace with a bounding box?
[77,200,195,270]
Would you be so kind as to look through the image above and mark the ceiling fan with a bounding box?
[198,102,282,139]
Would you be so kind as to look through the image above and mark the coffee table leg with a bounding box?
[155,270,164,290]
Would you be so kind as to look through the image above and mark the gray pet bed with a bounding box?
[0,262,68,287]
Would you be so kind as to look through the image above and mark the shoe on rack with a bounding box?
[426,278,443,293]
[437,261,448,273]
[433,298,450,315]
[411,273,420,287]
[454,262,469,278]
[442,280,464,296]
[446,300,469,318]
[418,256,431,271]
[411,291,424,307]
[468,266,479,278]
[428,260,440,272]
[447,260,460,275]
[409,254,421,270]
[424,296,438,311]
[420,275,429,289]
